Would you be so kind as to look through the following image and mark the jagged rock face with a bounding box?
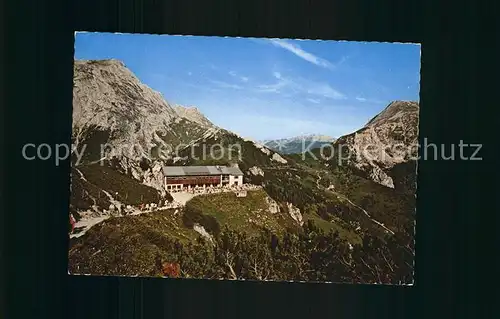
[73,60,179,154]
[331,101,419,188]
[249,166,265,176]
[271,153,288,164]
[173,105,215,128]
[366,101,419,129]
[142,161,167,194]
[72,60,222,187]
[73,60,219,163]
[286,202,303,226]
[193,224,214,244]
[265,197,280,214]
[72,59,291,191]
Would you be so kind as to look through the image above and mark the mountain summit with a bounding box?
[72,59,178,152]
[328,100,419,189]
[261,134,336,155]
[72,59,224,190]
[173,105,215,128]
[72,59,289,189]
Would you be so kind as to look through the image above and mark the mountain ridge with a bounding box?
[318,100,420,189]
[72,59,290,192]
[261,134,337,155]
[173,105,216,128]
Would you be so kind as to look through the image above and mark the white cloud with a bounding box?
[307,98,320,104]
[209,80,243,90]
[355,96,386,104]
[256,72,345,100]
[268,39,334,69]
[306,83,345,100]
[256,80,288,93]
[336,56,348,67]
[228,70,250,83]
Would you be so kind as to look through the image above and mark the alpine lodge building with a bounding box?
[162,165,244,191]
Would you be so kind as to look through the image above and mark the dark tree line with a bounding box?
[155,220,414,284]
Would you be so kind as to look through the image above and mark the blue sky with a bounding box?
[75,32,420,140]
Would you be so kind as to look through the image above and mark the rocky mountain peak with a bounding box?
[330,100,420,189]
[72,58,292,193]
[366,100,419,127]
[72,59,178,139]
[173,105,215,128]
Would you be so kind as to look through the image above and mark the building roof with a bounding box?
[162,165,244,177]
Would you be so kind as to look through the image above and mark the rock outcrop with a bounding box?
[329,101,419,188]
[173,105,215,128]
[286,202,303,226]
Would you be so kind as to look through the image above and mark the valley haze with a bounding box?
[68,32,420,285]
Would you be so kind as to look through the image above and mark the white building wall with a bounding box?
[228,175,243,186]
[236,175,243,185]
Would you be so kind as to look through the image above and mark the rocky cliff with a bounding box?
[328,101,419,189]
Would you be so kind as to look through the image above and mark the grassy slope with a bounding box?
[68,189,362,276]
[152,119,208,158]
[72,163,166,209]
[72,126,112,164]
[256,166,370,239]
[325,165,415,233]
[68,209,199,276]
[170,131,390,242]
[287,140,416,234]
[184,189,297,237]
[70,167,111,216]
[268,150,415,240]
[80,163,162,205]
[186,188,362,244]
[302,213,362,245]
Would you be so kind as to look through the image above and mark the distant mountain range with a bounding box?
[259,134,337,155]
